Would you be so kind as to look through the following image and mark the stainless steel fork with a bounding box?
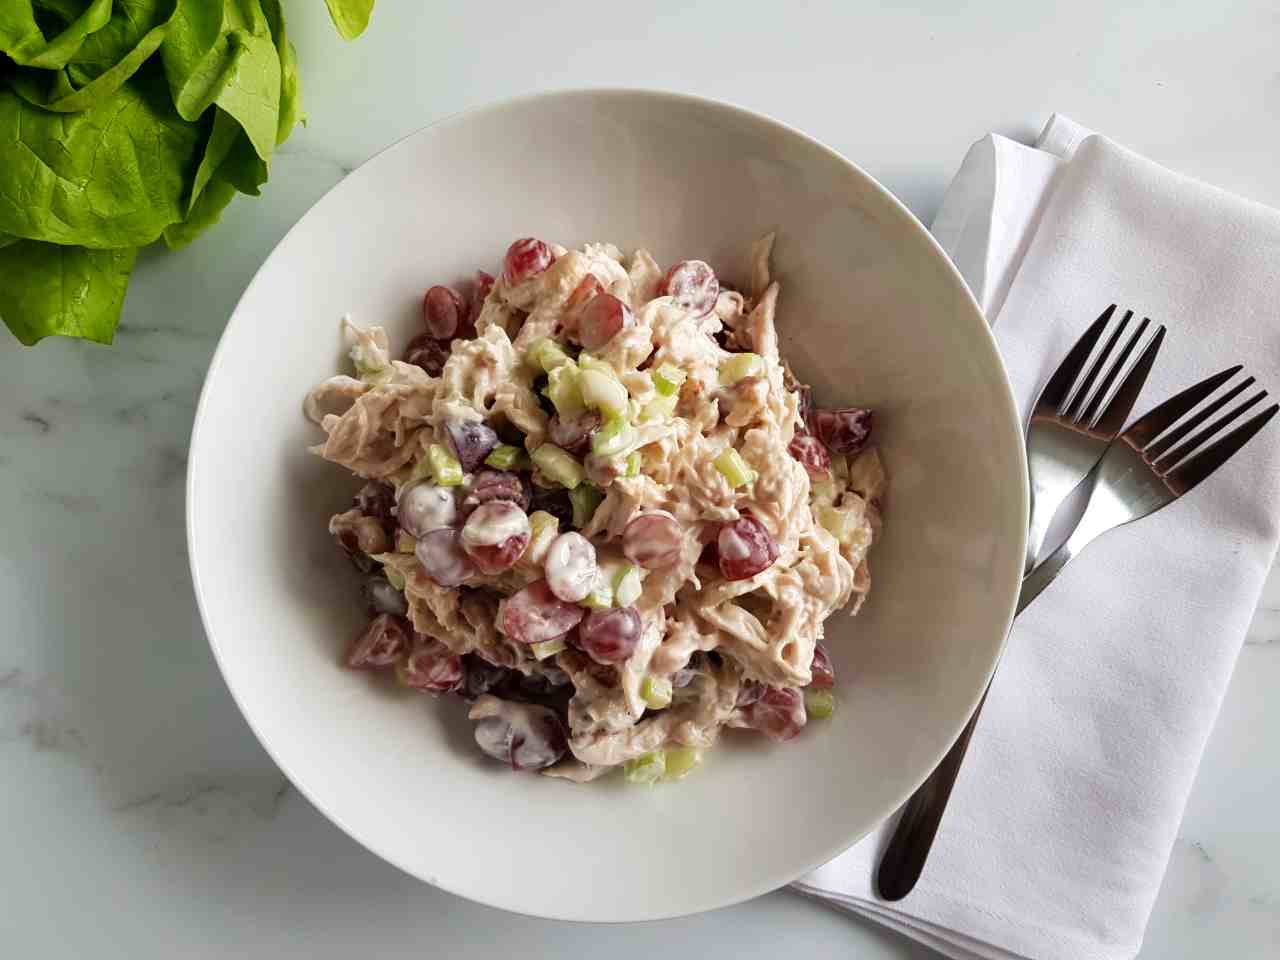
[1025,305,1166,571]
[877,366,1277,902]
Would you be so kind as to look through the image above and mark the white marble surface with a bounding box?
[2,2,1278,956]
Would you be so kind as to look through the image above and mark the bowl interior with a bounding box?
[188,90,1026,921]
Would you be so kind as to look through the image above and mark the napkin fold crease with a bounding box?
[793,114,1280,960]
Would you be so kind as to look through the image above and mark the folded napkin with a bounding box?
[793,115,1280,960]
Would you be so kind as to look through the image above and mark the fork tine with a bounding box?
[1035,306,1115,412]
[1121,365,1245,450]
[1079,316,1151,426]
[1155,390,1269,470]
[1163,403,1280,493]
[1088,321,1162,432]
[1145,376,1255,460]
[1063,310,1133,421]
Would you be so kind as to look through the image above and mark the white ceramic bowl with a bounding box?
[188,89,1027,922]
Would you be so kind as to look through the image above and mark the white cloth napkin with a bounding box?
[793,114,1280,960]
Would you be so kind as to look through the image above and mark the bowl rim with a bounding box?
[186,86,1029,921]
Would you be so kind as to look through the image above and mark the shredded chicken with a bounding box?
[305,236,883,783]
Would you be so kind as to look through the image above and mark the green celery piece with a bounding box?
[163,176,235,249]
[624,752,666,785]
[0,78,201,249]
[0,0,112,69]
[805,689,836,719]
[259,0,304,144]
[485,443,524,470]
[383,566,406,591]
[713,447,756,488]
[0,239,135,345]
[640,675,672,709]
[568,483,602,528]
[324,0,375,40]
[161,0,282,163]
[719,352,765,385]
[532,444,585,489]
[427,444,464,486]
[652,363,686,396]
[624,450,641,477]
[663,746,700,780]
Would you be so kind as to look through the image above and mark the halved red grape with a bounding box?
[460,502,531,574]
[736,681,764,707]
[661,260,719,317]
[403,333,450,376]
[717,515,779,581]
[446,418,499,473]
[743,686,807,741]
[562,274,604,334]
[397,481,457,537]
[462,470,530,514]
[398,640,465,694]
[810,643,835,688]
[548,411,601,457]
[502,579,585,644]
[503,238,553,285]
[544,531,597,602]
[578,293,633,350]
[415,528,477,586]
[622,511,683,570]
[346,613,411,668]
[577,606,641,664]
[423,285,465,339]
[472,699,567,771]
[813,407,874,455]
[788,434,831,481]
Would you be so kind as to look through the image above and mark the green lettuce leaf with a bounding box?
[163,175,235,249]
[0,71,200,248]
[0,0,112,69]
[0,239,136,345]
[324,0,374,41]
[10,2,173,112]
[260,0,302,143]
[161,0,281,163]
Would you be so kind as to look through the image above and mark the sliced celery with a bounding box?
[569,483,603,528]
[592,417,637,457]
[640,675,672,709]
[531,444,585,489]
[427,444,464,486]
[526,337,573,373]
[579,368,629,417]
[485,443,524,470]
[652,363,687,397]
[663,746,701,780]
[805,689,836,719]
[816,505,857,543]
[613,563,642,607]
[531,637,567,660]
[543,364,586,419]
[719,352,765,385]
[625,451,642,477]
[395,531,418,554]
[384,566,406,591]
[713,447,756,488]
[624,751,666,785]
[810,479,838,508]
[580,577,614,609]
[577,355,618,378]
[640,390,679,422]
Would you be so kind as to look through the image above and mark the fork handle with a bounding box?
[876,533,1084,901]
